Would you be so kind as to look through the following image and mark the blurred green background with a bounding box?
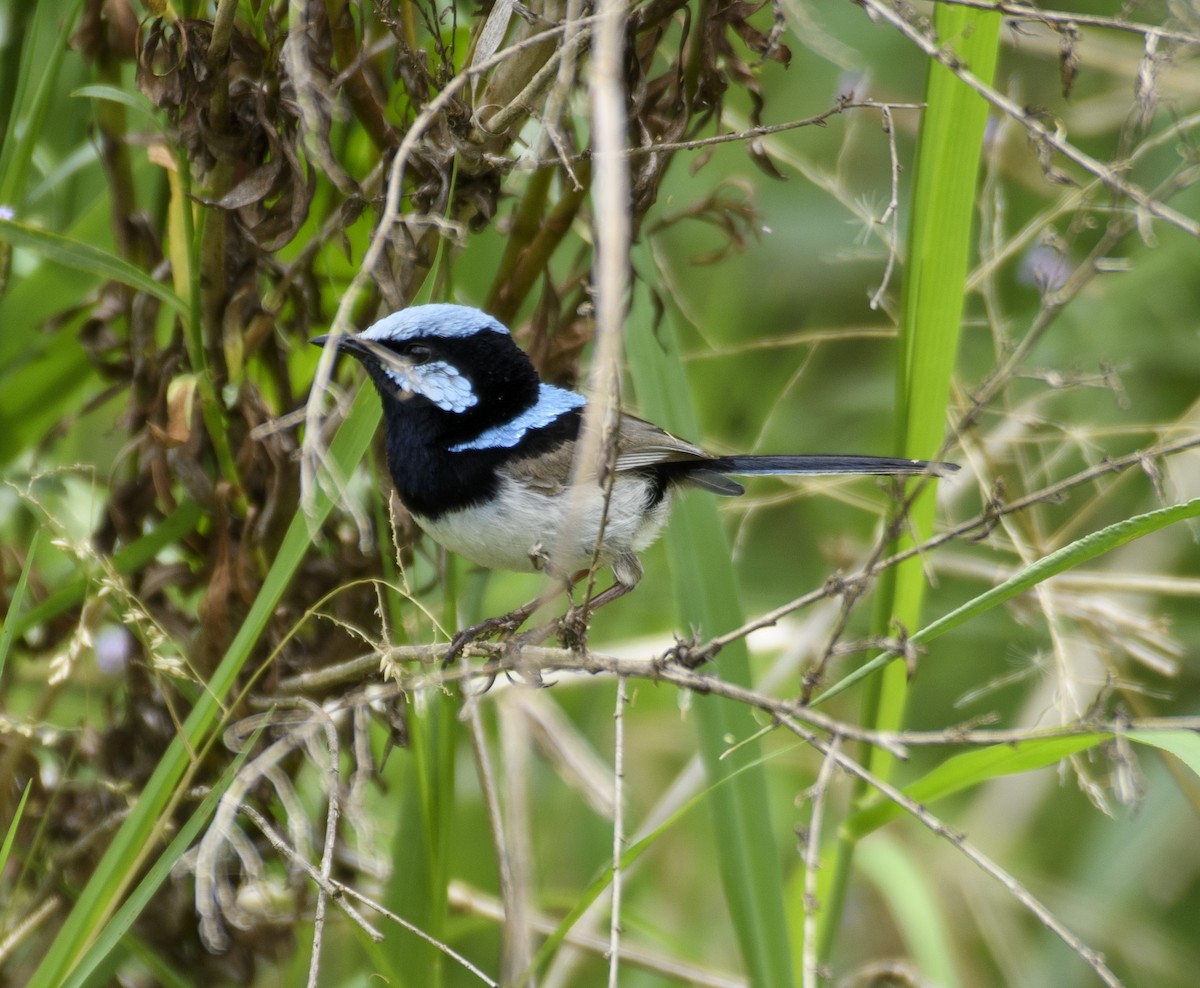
[2,1,1199,986]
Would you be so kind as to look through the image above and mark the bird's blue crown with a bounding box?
[361,303,509,342]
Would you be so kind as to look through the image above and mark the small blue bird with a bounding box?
[313,304,954,651]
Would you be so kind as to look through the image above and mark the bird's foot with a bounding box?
[555,604,591,652]
[443,610,532,666]
[662,631,714,670]
[501,602,592,655]
[444,572,585,666]
[504,615,563,654]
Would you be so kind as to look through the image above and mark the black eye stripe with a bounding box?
[379,340,436,363]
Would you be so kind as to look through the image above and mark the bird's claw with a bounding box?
[662,631,713,670]
[555,604,590,651]
[442,612,527,666]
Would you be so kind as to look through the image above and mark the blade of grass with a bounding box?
[818,496,1200,705]
[27,385,381,988]
[1129,730,1200,779]
[822,3,1001,962]
[61,727,264,988]
[0,527,41,678]
[0,782,33,876]
[71,84,160,125]
[0,219,187,317]
[0,0,85,209]
[844,734,1105,839]
[869,0,1001,780]
[626,280,795,988]
[856,835,958,985]
[9,502,203,642]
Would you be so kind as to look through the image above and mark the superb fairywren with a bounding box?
[312,304,955,652]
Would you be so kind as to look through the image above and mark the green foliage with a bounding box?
[2,1,1200,987]
[627,284,795,987]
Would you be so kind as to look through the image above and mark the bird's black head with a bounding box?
[311,304,543,447]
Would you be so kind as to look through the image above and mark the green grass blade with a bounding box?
[0,218,187,318]
[0,0,85,207]
[820,497,1200,704]
[61,729,264,988]
[869,0,1002,768]
[9,502,203,641]
[1129,730,1200,779]
[0,781,33,877]
[626,283,795,988]
[823,5,1001,962]
[27,386,381,988]
[844,734,1105,839]
[70,84,160,125]
[856,836,958,985]
[0,527,41,678]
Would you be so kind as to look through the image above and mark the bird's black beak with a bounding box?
[310,333,369,359]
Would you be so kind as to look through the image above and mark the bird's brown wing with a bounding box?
[614,415,745,495]
[612,414,713,469]
[505,413,744,496]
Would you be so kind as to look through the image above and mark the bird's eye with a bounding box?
[406,343,433,364]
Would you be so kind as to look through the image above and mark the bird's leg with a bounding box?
[499,567,591,652]
[443,584,573,664]
[553,579,635,651]
[443,595,546,665]
[446,553,642,661]
[442,549,580,664]
[554,553,643,650]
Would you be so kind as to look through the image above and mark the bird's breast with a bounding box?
[410,469,672,574]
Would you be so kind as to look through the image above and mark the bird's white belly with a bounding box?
[413,473,671,574]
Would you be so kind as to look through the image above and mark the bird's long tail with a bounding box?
[679,454,958,496]
[708,454,958,477]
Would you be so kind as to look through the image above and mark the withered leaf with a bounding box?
[1058,23,1080,100]
[150,374,198,448]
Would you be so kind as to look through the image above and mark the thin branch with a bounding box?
[308,700,342,988]
[337,882,501,987]
[0,897,61,968]
[242,806,501,986]
[525,97,925,167]
[801,736,840,988]
[932,0,1200,46]
[774,712,1125,988]
[448,881,747,987]
[240,805,382,943]
[857,0,1200,239]
[608,677,629,988]
[297,647,1200,753]
[556,0,630,605]
[867,104,901,311]
[498,696,537,981]
[465,683,519,980]
[706,434,1200,656]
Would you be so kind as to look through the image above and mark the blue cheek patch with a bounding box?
[450,384,585,452]
[384,361,478,413]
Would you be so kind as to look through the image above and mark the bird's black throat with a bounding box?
[379,396,585,520]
